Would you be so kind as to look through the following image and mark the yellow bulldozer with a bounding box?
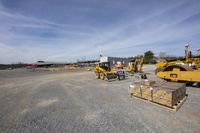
[94,62,125,80]
[155,44,200,83]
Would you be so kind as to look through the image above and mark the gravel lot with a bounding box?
[0,65,200,133]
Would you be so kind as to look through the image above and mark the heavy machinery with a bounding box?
[94,62,125,80]
[155,44,200,83]
[115,62,124,69]
[128,57,144,72]
[127,57,147,79]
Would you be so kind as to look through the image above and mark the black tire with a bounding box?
[100,73,105,80]
[118,75,121,80]
[95,72,100,79]
[118,75,125,80]
[141,74,147,79]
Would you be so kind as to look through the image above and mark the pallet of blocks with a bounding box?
[128,80,188,111]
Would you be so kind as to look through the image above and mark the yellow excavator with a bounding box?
[127,57,147,79]
[95,62,125,80]
[155,44,200,83]
[128,57,144,72]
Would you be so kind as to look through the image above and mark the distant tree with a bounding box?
[136,55,144,58]
[164,56,178,61]
[144,51,154,64]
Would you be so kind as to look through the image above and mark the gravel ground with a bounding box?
[0,65,200,133]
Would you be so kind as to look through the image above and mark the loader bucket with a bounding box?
[106,74,117,80]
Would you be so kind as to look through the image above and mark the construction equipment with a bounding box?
[26,64,37,69]
[94,62,125,80]
[127,57,147,79]
[115,62,124,69]
[128,57,144,72]
[155,44,200,83]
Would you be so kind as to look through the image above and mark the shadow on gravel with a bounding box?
[106,78,129,82]
[186,82,200,88]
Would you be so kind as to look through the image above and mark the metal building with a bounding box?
[100,56,130,67]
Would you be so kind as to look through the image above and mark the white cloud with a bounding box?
[0,0,199,63]
[0,43,31,63]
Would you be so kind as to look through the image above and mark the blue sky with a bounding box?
[0,0,200,63]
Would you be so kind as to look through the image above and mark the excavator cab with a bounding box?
[127,57,147,79]
[128,57,144,72]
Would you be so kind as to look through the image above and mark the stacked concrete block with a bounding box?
[129,80,186,108]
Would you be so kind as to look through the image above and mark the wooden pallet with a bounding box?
[129,93,188,112]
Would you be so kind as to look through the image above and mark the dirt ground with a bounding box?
[0,65,200,133]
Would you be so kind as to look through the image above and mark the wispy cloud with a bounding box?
[0,43,31,63]
[0,0,200,63]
